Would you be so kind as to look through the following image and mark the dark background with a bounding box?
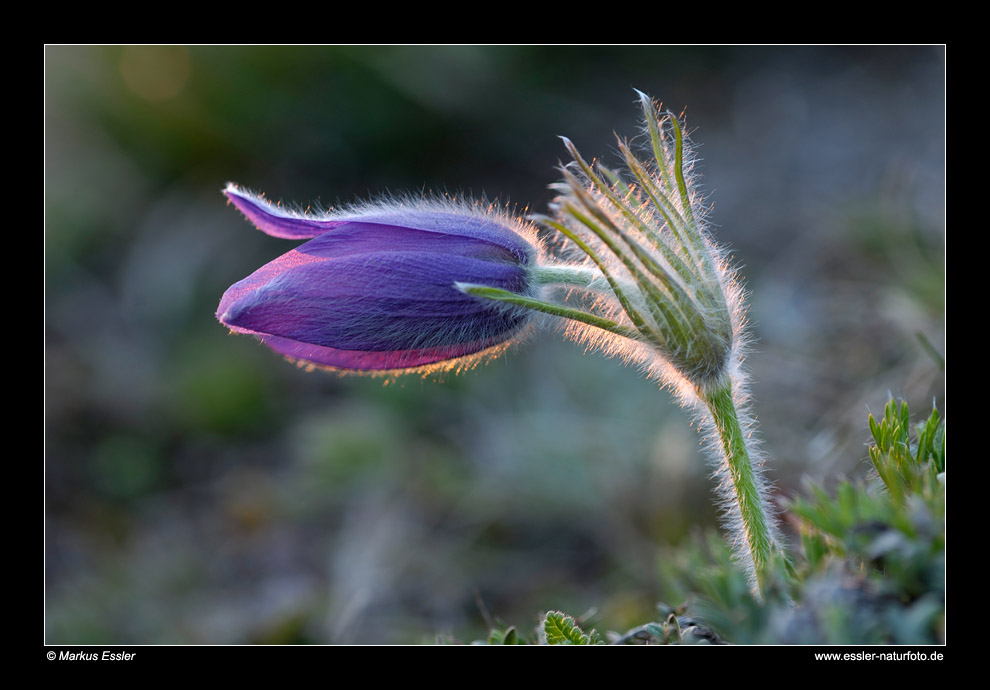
[45,46,945,643]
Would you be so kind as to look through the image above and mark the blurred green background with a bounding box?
[45,46,945,644]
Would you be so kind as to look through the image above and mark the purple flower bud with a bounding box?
[217,186,539,372]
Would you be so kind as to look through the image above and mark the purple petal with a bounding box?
[224,185,346,239]
[224,185,537,266]
[327,210,536,265]
[217,223,532,370]
[294,222,524,265]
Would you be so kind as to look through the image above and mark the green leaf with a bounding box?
[801,530,830,569]
[544,611,591,645]
[933,424,945,473]
[664,613,682,644]
[643,622,665,640]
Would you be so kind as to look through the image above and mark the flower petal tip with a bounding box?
[222,183,335,239]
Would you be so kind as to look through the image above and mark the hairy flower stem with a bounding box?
[702,381,775,594]
[531,265,601,287]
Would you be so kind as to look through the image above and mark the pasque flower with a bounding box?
[218,92,783,595]
[217,186,541,372]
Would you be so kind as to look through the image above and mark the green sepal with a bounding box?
[458,283,641,341]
